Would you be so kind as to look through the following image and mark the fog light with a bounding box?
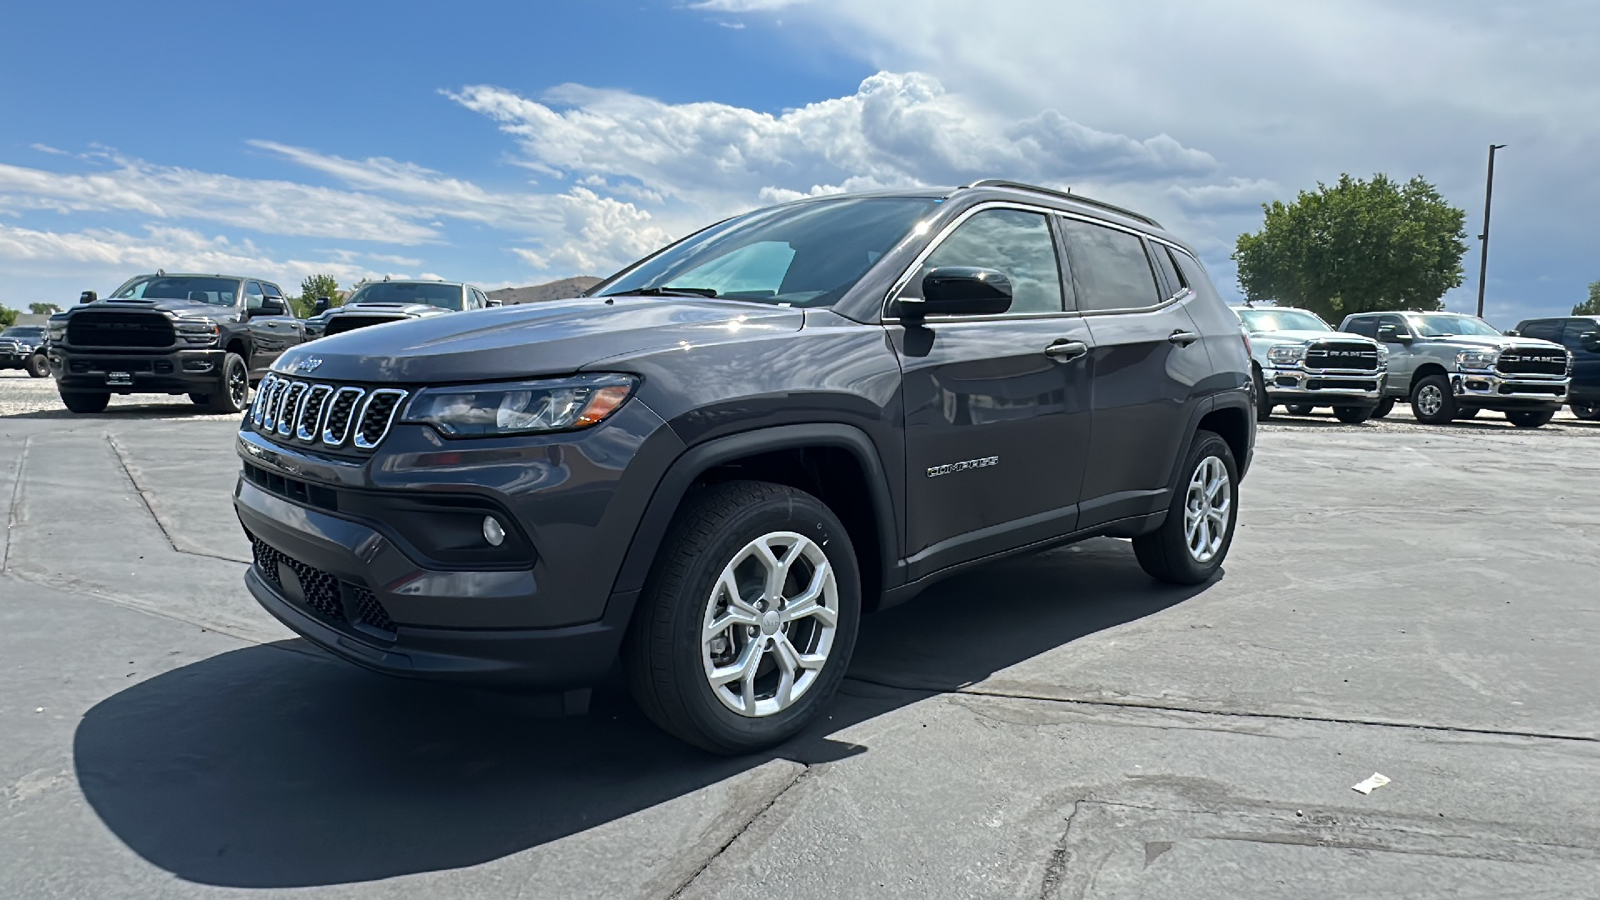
[482,516,506,547]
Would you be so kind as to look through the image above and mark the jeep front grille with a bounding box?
[1304,341,1380,371]
[251,373,409,451]
[66,311,175,349]
[1496,350,1567,377]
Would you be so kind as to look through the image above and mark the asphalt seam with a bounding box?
[667,764,810,899]
[105,431,249,565]
[844,676,1600,745]
[1,433,31,573]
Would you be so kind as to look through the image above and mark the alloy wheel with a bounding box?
[701,531,838,718]
[1183,456,1231,564]
[1416,384,1444,417]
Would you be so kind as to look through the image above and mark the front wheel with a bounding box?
[1410,374,1457,424]
[25,354,49,377]
[1286,404,1315,416]
[1253,367,1272,420]
[624,480,860,754]
[60,391,110,414]
[1133,430,1239,585]
[1333,405,1373,424]
[201,353,250,414]
[1371,397,1395,419]
[1572,400,1600,421]
[1454,408,1480,420]
[1506,409,1556,428]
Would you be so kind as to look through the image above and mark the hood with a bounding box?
[272,296,805,383]
[73,298,239,321]
[1249,329,1372,346]
[1419,334,1563,352]
[331,301,452,318]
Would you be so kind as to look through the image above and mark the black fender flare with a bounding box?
[608,422,901,600]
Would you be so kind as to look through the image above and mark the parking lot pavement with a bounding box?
[3,391,1599,898]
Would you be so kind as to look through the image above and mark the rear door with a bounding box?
[890,206,1095,575]
[1563,319,1600,399]
[1060,216,1211,529]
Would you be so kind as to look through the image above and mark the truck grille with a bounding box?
[1496,349,1567,376]
[250,534,397,636]
[324,315,407,336]
[67,311,175,349]
[251,373,408,451]
[1304,341,1380,371]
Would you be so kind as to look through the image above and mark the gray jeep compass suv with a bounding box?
[234,181,1255,752]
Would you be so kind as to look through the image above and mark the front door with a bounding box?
[1375,314,1419,394]
[891,207,1094,577]
[245,282,299,376]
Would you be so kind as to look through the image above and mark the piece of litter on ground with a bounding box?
[1351,773,1391,795]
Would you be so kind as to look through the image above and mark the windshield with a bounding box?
[2,327,44,338]
[345,282,465,310]
[1236,308,1331,333]
[111,275,240,306]
[1409,314,1503,338]
[597,197,941,308]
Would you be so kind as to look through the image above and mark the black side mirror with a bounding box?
[1581,333,1600,352]
[901,267,1013,319]
[313,297,331,315]
[1376,325,1412,344]
[255,298,287,317]
[80,290,97,304]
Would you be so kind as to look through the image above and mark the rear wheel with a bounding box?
[1133,430,1238,585]
[624,480,860,754]
[1506,409,1556,429]
[1410,374,1457,424]
[1333,406,1373,424]
[25,353,49,378]
[60,391,110,414]
[1252,367,1272,420]
[1371,397,1395,419]
[1286,404,1315,416]
[1572,400,1600,421]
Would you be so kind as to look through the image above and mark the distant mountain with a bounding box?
[489,276,603,306]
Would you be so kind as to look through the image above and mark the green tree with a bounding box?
[1575,279,1600,316]
[293,274,343,318]
[29,302,61,315]
[1233,174,1468,321]
[0,307,17,328]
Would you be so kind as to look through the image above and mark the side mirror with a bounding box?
[80,290,97,304]
[1581,333,1600,353]
[1376,326,1412,344]
[255,298,287,317]
[313,297,331,315]
[901,267,1013,319]
[1503,329,1521,337]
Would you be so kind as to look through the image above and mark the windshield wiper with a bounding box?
[603,286,720,299]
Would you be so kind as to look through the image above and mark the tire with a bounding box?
[1252,367,1272,421]
[1409,374,1457,424]
[1286,404,1315,416]
[1371,397,1395,419]
[1572,400,1600,421]
[1454,408,1480,420]
[26,353,49,378]
[1133,430,1239,585]
[624,480,861,754]
[1506,409,1556,429]
[60,391,110,414]
[1333,405,1373,424]
[201,353,250,414]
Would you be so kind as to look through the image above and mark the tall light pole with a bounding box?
[1475,143,1506,318]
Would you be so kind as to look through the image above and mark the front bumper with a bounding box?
[1451,370,1568,409]
[1265,365,1386,407]
[50,347,226,393]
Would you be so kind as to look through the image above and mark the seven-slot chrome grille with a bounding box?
[1303,341,1381,372]
[251,373,408,451]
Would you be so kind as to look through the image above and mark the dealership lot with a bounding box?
[2,369,1598,899]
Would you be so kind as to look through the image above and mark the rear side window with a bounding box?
[1150,245,1186,300]
[1518,319,1564,342]
[918,209,1065,314]
[1059,218,1161,312]
[1343,318,1379,338]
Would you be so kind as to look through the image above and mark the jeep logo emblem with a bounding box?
[293,357,324,374]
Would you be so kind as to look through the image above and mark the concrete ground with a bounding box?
[3,371,1598,898]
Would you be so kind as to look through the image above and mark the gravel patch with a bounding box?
[0,370,245,422]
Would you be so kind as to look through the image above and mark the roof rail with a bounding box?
[956,179,1162,228]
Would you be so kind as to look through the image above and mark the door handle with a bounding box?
[1168,330,1201,346]
[1044,339,1089,361]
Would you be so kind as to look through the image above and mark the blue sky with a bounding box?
[3,0,1596,326]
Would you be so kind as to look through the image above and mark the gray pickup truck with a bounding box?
[1339,311,1571,427]
[1234,305,1386,423]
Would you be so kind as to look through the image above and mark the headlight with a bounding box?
[1456,349,1497,370]
[402,374,637,437]
[176,319,219,344]
[1267,344,1307,364]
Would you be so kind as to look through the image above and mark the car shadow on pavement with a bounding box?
[3,405,237,421]
[71,538,1206,889]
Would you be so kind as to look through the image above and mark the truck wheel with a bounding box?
[1333,406,1373,424]
[26,353,49,378]
[1286,404,1315,416]
[1410,374,1457,424]
[60,391,110,414]
[625,480,860,754]
[1371,397,1395,419]
[1133,430,1238,585]
[1253,368,1272,420]
[1572,400,1600,421]
[201,353,250,414]
[1506,409,1555,428]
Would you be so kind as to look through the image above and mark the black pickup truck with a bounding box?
[47,273,308,414]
